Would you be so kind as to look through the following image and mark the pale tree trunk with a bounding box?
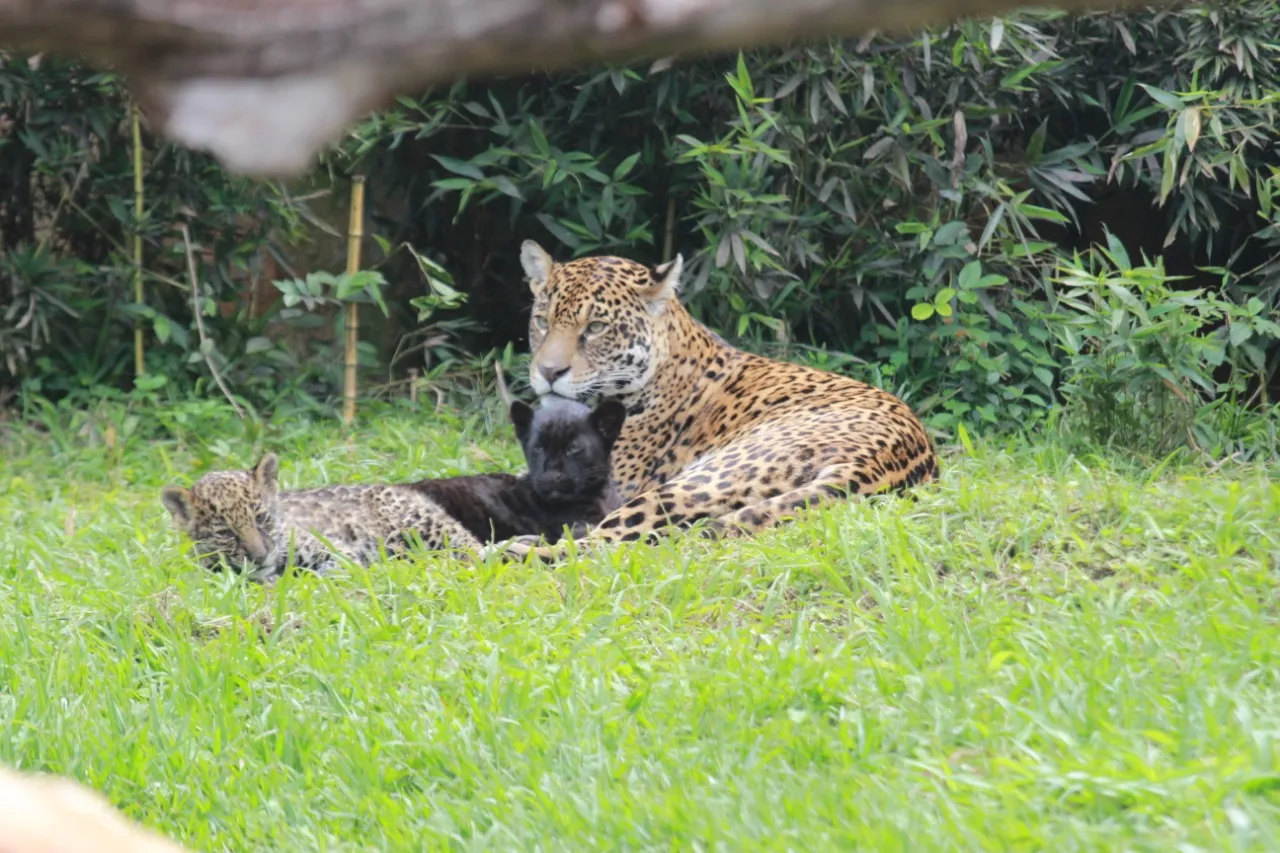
[0,0,1164,179]
[0,767,186,853]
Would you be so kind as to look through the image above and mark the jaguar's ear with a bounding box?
[520,240,555,295]
[253,452,279,498]
[641,254,684,313]
[161,486,194,527]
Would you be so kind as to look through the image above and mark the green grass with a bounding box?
[2,400,1278,851]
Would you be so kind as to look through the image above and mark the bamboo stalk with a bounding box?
[342,175,366,426]
[131,101,145,377]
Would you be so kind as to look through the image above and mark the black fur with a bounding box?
[411,396,626,544]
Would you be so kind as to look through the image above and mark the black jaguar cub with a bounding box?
[410,365,626,544]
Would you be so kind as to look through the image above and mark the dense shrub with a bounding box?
[2,5,1279,455]
[338,4,1279,437]
[0,53,303,403]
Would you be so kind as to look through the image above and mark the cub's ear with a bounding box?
[642,254,684,313]
[253,453,279,496]
[160,486,193,526]
[520,240,555,295]
[509,400,536,445]
[589,398,628,445]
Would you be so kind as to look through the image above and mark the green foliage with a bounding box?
[1039,233,1280,455]
[2,406,1278,848]
[331,4,1278,442]
[273,269,392,316]
[0,54,303,401]
[5,4,1280,450]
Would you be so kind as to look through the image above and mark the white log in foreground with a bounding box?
[0,766,187,853]
[0,0,1161,179]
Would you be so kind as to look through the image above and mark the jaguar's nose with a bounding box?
[241,530,270,563]
[538,362,570,384]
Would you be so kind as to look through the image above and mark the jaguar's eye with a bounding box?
[584,320,608,336]
[255,513,270,527]
[532,315,549,331]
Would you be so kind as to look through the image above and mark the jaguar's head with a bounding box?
[521,240,684,402]
[161,452,283,575]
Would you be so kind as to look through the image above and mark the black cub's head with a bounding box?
[509,396,626,505]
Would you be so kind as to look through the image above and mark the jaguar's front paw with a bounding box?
[480,535,566,564]
[479,536,535,562]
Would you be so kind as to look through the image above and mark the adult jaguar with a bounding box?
[488,240,937,560]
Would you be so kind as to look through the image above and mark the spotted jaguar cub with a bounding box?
[410,364,627,543]
[161,453,482,579]
[161,368,626,576]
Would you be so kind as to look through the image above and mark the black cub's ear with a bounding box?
[509,401,536,444]
[589,399,627,445]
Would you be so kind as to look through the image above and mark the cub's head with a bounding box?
[509,395,627,505]
[160,453,283,574]
[521,239,684,401]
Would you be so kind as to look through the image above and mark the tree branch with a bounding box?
[0,0,1170,178]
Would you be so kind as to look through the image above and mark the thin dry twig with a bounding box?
[36,160,88,256]
[1205,450,1242,475]
[179,222,244,420]
[493,361,513,409]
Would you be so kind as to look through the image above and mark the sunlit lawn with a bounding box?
[2,399,1278,851]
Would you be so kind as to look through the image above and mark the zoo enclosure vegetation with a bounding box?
[1,4,1278,456]
[3,7,1279,849]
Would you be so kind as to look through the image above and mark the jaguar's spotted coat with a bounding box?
[488,240,937,560]
[161,453,482,579]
